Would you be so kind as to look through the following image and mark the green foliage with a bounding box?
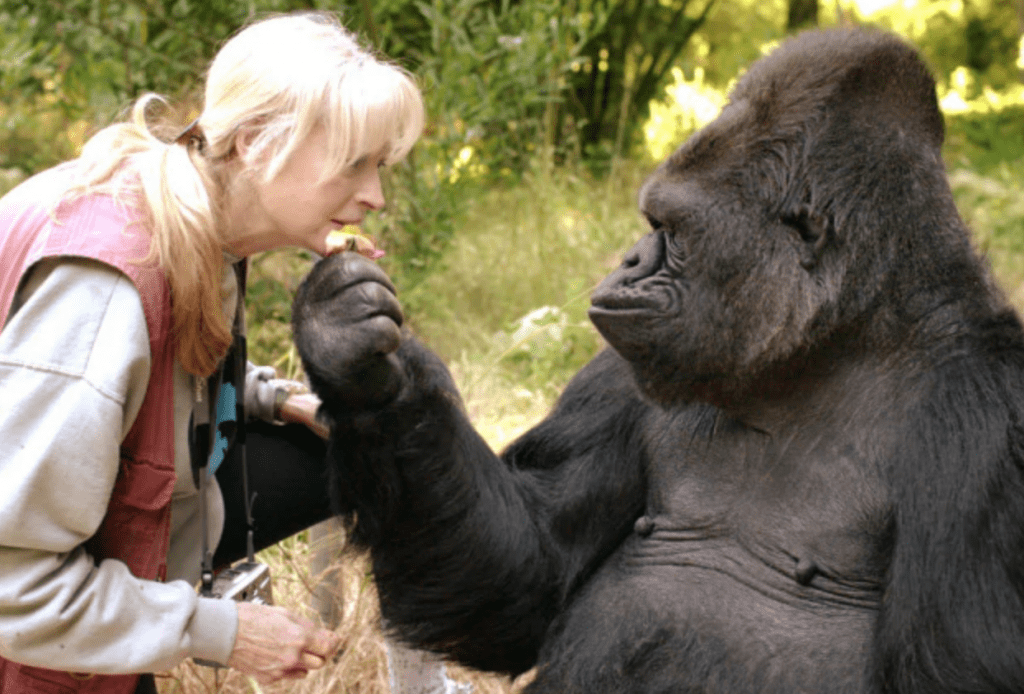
[0,0,333,178]
[951,162,1024,270]
[362,0,613,281]
[566,0,717,164]
[352,0,719,172]
[944,105,1024,174]
[245,248,317,380]
[398,160,649,385]
[494,302,603,396]
[866,0,1021,90]
[410,0,597,172]
[365,153,465,291]
[681,0,785,87]
[0,0,347,111]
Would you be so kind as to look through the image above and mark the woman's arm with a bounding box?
[0,258,238,672]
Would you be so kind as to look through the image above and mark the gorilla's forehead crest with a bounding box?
[667,28,944,178]
[736,28,942,145]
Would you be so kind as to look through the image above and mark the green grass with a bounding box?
[392,163,649,433]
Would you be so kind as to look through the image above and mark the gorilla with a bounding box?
[292,28,1024,694]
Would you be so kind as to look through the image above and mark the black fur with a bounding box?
[293,28,1024,693]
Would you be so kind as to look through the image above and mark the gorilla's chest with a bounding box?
[635,408,890,608]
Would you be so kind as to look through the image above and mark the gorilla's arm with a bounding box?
[878,326,1024,693]
[339,344,647,674]
[294,255,648,675]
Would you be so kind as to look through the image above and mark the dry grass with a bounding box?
[157,538,529,694]
[157,376,544,694]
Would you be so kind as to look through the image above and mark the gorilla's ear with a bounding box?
[781,204,833,271]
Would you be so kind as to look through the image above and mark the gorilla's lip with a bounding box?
[587,303,660,321]
[589,288,669,313]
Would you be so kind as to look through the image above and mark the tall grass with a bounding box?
[394,162,650,442]
[949,161,1024,309]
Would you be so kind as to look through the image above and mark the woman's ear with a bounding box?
[232,126,261,162]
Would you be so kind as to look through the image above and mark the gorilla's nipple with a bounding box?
[795,557,819,585]
[634,515,656,537]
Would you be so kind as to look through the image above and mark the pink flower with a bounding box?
[325,229,386,260]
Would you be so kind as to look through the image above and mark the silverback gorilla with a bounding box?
[292,28,1024,693]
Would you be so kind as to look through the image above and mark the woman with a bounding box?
[0,11,425,692]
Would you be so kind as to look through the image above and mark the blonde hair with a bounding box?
[64,12,424,376]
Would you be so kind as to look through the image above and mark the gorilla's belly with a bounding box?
[532,533,878,694]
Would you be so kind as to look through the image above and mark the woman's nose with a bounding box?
[358,169,385,211]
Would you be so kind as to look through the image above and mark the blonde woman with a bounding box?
[0,11,442,693]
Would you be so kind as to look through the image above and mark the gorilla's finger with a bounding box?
[301,280,403,328]
[297,315,402,380]
[358,314,403,355]
[307,350,404,410]
[341,282,404,327]
[303,252,397,299]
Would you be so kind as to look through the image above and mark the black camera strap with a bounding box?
[197,260,253,596]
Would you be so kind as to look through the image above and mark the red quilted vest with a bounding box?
[0,168,176,694]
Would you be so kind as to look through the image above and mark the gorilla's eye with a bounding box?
[780,209,815,243]
[645,214,665,233]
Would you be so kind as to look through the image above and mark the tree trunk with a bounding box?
[787,0,818,32]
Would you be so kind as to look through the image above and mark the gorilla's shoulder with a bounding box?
[556,347,644,411]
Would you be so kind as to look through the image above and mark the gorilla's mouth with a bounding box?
[589,230,675,316]
[589,282,672,314]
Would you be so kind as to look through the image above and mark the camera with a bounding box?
[208,561,273,604]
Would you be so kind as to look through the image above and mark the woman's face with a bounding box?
[228,125,386,257]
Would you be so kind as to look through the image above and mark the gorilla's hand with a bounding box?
[292,252,405,411]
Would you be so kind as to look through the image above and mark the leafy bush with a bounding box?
[945,105,1024,174]
[950,162,1024,306]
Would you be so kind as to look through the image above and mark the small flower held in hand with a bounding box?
[326,225,385,260]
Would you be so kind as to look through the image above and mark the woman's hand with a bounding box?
[227,601,341,683]
[277,392,330,439]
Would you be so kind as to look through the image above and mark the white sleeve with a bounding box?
[0,258,237,674]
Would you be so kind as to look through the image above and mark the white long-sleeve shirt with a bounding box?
[0,257,238,673]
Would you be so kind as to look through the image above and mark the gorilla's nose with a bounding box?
[590,231,666,311]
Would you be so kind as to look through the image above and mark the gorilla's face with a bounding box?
[589,99,840,408]
[588,28,953,410]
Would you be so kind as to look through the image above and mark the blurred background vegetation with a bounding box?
[1,0,1021,434]
[2,1,1021,691]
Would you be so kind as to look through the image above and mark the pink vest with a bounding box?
[0,167,177,694]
